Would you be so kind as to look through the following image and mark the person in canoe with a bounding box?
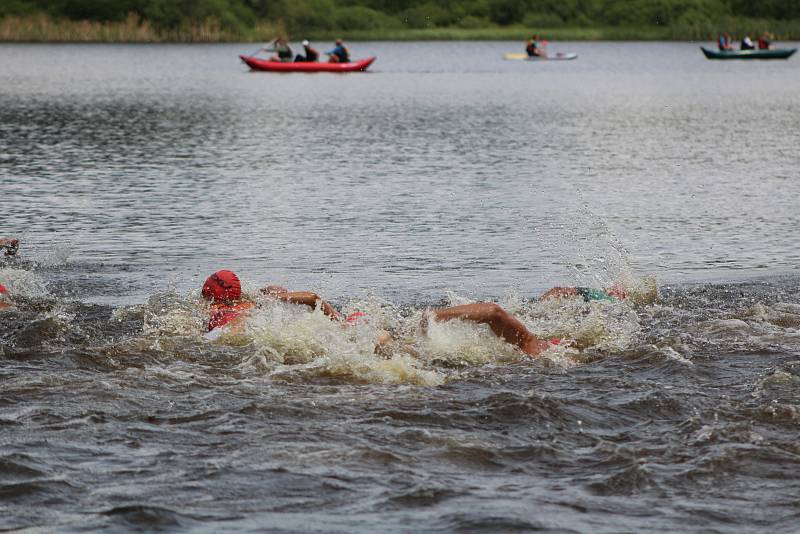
[1,237,19,256]
[740,34,755,51]
[326,39,350,63]
[294,39,319,62]
[526,35,546,58]
[717,33,734,51]
[758,32,773,50]
[262,37,293,62]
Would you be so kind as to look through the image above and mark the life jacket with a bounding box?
[208,301,254,332]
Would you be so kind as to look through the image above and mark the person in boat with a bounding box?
[758,32,773,50]
[526,35,546,58]
[294,40,319,62]
[263,37,293,62]
[326,39,350,63]
[1,237,19,256]
[740,35,755,51]
[717,33,734,51]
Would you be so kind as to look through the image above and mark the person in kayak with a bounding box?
[326,39,350,63]
[1,237,19,256]
[421,303,554,358]
[526,35,546,58]
[717,33,734,51]
[294,40,319,62]
[263,37,293,62]
[758,32,773,50]
[740,35,755,50]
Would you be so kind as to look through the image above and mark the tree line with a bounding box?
[2,0,799,37]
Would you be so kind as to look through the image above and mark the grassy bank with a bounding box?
[1,14,799,43]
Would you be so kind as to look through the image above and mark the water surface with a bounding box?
[2,42,800,532]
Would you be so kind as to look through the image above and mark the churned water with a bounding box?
[2,41,800,532]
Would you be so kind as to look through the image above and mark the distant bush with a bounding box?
[522,12,564,28]
[333,5,400,30]
[2,0,800,41]
[456,15,490,29]
[0,0,38,17]
[397,3,455,28]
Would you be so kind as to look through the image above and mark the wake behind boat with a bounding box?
[700,47,796,60]
[503,52,578,61]
[240,55,376,72]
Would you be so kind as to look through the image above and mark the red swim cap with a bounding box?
[0,283,6,294]
[202,270,241,303]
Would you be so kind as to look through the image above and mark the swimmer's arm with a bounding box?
[274,291,342,321]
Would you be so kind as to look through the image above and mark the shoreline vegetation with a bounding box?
[1,14,800,43]
[1,0,799,43]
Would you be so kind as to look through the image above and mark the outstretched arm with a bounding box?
[426,303,548,357]
[263,289,342,321]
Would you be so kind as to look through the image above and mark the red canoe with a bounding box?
[239,55,376,72]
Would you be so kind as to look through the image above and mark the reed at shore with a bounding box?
[1,13,798,43]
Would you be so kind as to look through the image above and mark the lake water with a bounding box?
[2,42,800,532]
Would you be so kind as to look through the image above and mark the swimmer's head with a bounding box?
[202,270,241,303]
[0,283,6,295]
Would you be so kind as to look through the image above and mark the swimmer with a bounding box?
[202,270,378,339]
[539,284,627,302]
[0,237,19,256]
[421,303,551,358]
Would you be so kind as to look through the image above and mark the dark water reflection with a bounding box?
[2,42,800,531]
